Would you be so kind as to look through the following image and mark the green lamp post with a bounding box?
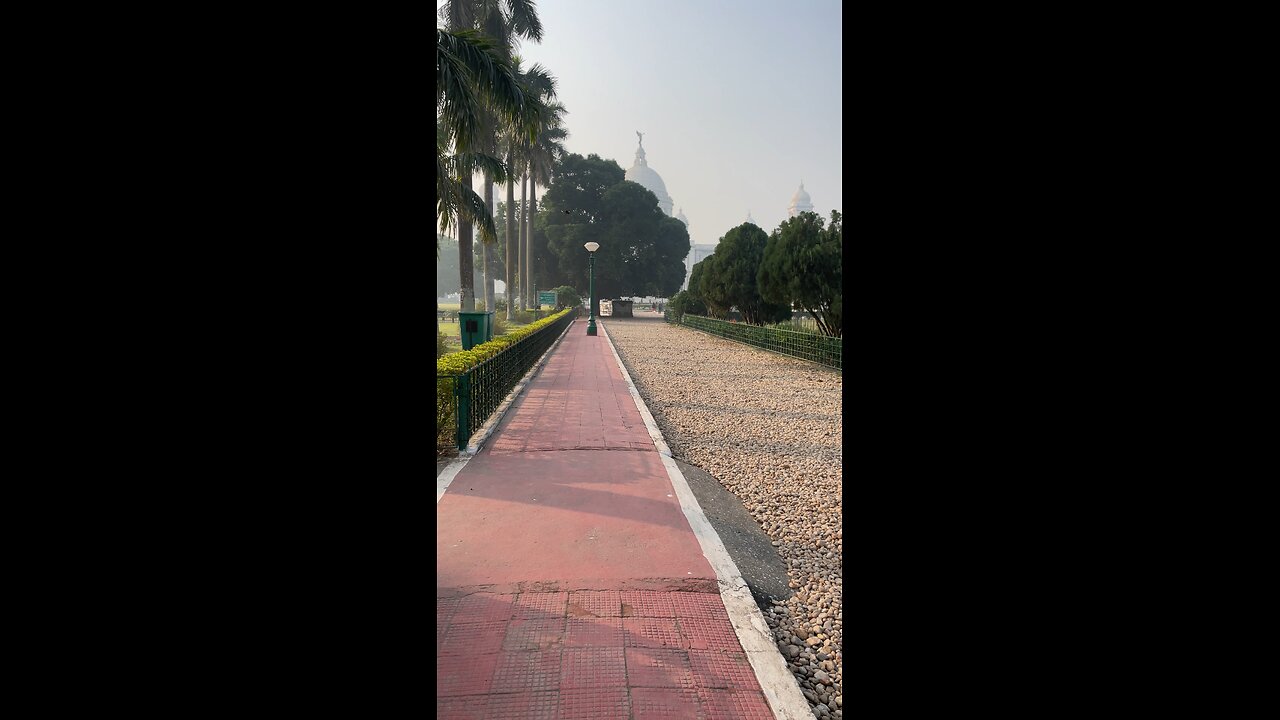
[584,241,599,336]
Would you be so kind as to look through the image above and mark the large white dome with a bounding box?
[625,139,673,216]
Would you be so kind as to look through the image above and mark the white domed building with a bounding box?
[787,182,815,217]
[625,133,673,216]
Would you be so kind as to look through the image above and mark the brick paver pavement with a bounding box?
[437,318,776,719]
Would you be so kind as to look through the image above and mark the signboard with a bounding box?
[538,291,557,308]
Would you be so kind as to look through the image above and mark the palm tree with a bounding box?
[504,131,519,320]
[440,1,544,313]
[503,59,556,315]
[518,151,529,312]
[473,108,502,313]
[437,127,508,245]
[439,0,543,55]
[509,65,560,311]
[435,28,529,253]
[524,111,566,309]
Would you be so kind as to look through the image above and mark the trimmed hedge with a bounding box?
[436,308,571,376]
[436,308,572,450]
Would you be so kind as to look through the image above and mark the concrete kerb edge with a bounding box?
[597,321,814,720]
[436,315,578,505]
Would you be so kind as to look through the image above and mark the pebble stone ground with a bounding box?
[604,317,843,719]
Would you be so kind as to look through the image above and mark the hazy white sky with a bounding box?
[441,0,842,250]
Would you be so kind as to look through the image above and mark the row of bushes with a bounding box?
[675,313,842,370]
[672,211,841,336]
[436,308,573,450]
[436,308,553,361]
[437,307,572,376]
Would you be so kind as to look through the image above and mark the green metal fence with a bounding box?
[437,309,576,452]
[664,312,842,370]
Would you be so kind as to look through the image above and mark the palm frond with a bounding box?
[453,151,509,185]
[437,29,525,152]
[505,0,545,44]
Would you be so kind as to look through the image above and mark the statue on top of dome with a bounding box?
[636,130,643,147]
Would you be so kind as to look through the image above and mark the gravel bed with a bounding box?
[604,318,842,719]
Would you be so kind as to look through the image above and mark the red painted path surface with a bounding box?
[438,319,775,719]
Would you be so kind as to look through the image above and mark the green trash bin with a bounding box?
[458,311,494,350]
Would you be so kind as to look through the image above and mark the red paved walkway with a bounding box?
[437,318,776,719]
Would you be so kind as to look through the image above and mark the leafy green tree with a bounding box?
[538,154,689,313]
[538,153,622,315]
[759,210,842,337]
[694,254,730,318]
[550,285,582,308]
[700,223,792,325]
[541,153,624,223]
[597,180,667,290]
[667,289,706,321]
[651,216,691,296]
[686,256,713,311]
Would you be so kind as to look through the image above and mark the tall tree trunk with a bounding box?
[805,303,828,337]
[518,172,528,311]
[435,213,440,338]
[483,174,496,312]
[458,172,475,312]
[505,149,517,321]
[528,161,538,310]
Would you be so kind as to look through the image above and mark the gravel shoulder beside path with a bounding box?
[673,457,792,608]
[604,317,843,719]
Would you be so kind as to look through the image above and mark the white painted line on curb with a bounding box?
[436,456,470,504]
[437,315,579,504]
[598,321,814,720]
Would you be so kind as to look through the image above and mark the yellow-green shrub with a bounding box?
[435,308,570,376]
[436,309,572,450]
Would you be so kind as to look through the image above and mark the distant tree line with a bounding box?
[670,210,841,337]
[437,235,486,296]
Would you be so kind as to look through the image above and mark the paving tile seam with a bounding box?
[439,583,726,599]
[487,446,653,454]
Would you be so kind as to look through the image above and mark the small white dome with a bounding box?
[791,182,812,204]
[787,181,814,217]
